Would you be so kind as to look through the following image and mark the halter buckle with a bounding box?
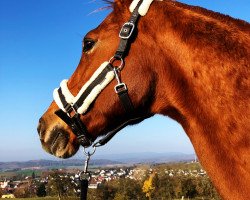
[67,106,78,118]
[115,83,127,93]
[119,22,135,39]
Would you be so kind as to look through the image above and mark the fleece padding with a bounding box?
[130,0,154,16]
[76,70,115,114]
[53,61,115,115]
[60,79,74,104]
[53,88,67,112]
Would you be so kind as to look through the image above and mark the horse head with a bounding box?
[37,0,159,158]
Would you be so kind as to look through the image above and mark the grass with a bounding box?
[15,198,79,200]
[15,198,58,200]
[13,197,214,200]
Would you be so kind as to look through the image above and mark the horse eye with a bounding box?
[83,38,95,53]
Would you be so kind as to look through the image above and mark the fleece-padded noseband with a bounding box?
[53,62,116,147]
[53,62,114,115]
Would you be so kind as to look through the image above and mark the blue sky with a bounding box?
[0,0,249,161]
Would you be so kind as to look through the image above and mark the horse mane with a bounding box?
[172,1,249,31]
[106,0,246,24]
[106,0,249,63]
[159,2,249,61]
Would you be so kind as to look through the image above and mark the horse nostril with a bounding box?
[37,117,46,138]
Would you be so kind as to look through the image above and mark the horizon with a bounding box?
[1,0,249,162]
[1,151,196,163]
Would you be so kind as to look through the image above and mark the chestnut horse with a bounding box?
[37,0,250,199]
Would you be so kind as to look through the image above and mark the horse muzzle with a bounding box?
[37,117,79,158]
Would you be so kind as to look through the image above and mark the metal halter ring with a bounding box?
[109,56,124,71]
[83,146,96,156]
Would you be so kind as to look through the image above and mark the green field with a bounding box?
[0,169,42,179]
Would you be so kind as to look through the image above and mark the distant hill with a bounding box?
[0,152,195,171]
[0,159,122,171]
[93,152,195,164]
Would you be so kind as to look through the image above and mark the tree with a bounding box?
[196,177,221,199]
[181,177,197,198]
[114,193,127,200]
[47,170,75,199]
[87,178,145,200]
[142,173,156,200]
[32,171,36,179]
[94,183,117,200]
[36,183,46,197]
[152,174,176,199]
[115,178,145,200]
[14,187,30,198]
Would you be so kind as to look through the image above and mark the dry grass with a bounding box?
[15,197,79,200]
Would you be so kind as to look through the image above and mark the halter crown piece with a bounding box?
[53,0,152,148]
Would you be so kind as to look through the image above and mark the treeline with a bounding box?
[15,174,220,199]
[88,172,220,200]
[6,163,221,199]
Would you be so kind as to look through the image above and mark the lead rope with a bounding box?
[79,147,96,200]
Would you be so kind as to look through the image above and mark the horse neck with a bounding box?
[143,2,250,199]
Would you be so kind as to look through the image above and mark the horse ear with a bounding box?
[113,0,130,13]
[114,0,124,7]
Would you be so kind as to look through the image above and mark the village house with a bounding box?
[0,180,8,189]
